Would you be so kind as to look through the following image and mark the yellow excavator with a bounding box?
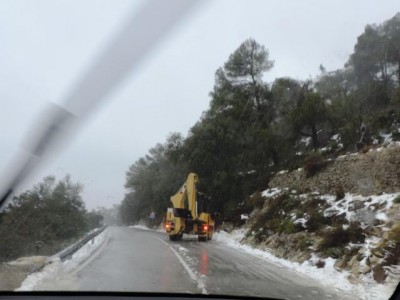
[165,173,214,241]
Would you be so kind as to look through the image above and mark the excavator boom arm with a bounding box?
[166,172,214,242]
[170,173,198,219]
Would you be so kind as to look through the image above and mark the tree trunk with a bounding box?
[398,60,400,87]
[270,149,279,167]
[311,123,319,150]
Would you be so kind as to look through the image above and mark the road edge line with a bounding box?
[155,237,208,295]
[156,238,197,281]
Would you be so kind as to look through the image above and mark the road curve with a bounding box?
[35,226,357,299]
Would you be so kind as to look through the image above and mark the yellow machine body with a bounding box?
[165,173,214,241]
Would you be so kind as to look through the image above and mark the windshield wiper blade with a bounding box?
[0,0,202,209]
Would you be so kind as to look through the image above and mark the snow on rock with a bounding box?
[332,134,340,142]
[293,218,307,227]
[8,256,47,268]
[214,228,247,245]
[261,187,282,198]
[238,170,256,176]
[381,133,393,145]
[214,189,400,298]
[376,212,389,221]
[214,229,396,300]
[322,192,399,223]
[16,229,109,291]
[214,230,361,296]
[240,214,249,220]
[300,137,312,147]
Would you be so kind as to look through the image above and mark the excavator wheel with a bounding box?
[198,236,207,242]
[169,233,182,241]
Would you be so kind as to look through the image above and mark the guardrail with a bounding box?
[54,225,107,262]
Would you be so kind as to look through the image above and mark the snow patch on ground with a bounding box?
[264,191,398,231]
[240,214,249,220]
[16,229,109,291]
[321,192,399,223]
[261,187,282,198]
[380,133,393,145]
[293,217,307,227]
[178,246,188,253]
[213,229,397,300]
[376,212,389,221]
[130,224,166,233]
[129,224,151,231]
[301,137,312,147]
[277,170,288,175]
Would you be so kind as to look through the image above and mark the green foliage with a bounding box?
[251,193,302,237]
[316,69,355,103]
[291,90,330,150]
[222,199,248,224]
[302,196,321,211]
[345,14,400,116]
[319,224,365,257]
[176,39,278,216]
[278,219,298,234]
[391,131,400,141]
[120,135,189,225]
[305,211,329,232]
[313,14,400,151]
[0,175,88,262]
[120,14,400,225]
[303,152,326,177]
[249,192,265,209]
[86,211,104,229]
[296,236,313,251]
[327,95,361,150]
[223,38,274,84]
[271,77,303,119]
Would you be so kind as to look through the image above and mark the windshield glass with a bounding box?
[1,1,400,299]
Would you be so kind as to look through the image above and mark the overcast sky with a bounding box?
[1,0,400,210]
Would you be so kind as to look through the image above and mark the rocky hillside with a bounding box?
[270,144,400,196]
[238,144,400,289]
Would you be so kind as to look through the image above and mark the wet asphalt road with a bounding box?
[36,226,358,299]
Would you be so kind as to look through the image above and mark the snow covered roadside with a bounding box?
[130,224,166,233]
[16,228,109,291]
[129,224,151,231]
[213,229,397,300]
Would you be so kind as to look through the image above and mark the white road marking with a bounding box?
[156,237,208,295]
